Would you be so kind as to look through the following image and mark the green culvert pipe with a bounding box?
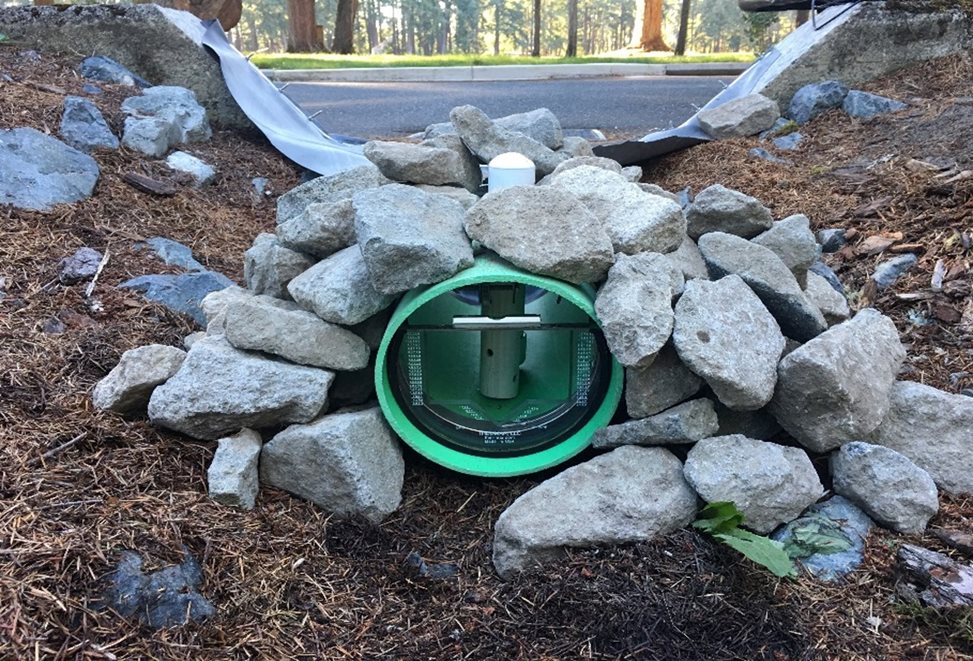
[375,254,623,478]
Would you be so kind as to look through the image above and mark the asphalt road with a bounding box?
[282,76,733,141]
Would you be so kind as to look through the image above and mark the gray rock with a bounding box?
[119,271,234,326]
[559,136,594,157]
[548,156,623,180]
[203,289,300,335]
[871,254,917,289]
[805,271,850,326]
[81,83,103,95]
[421,121,454,141]
[663,236,709,281]
[60,96,119,152]
[809,260,845,295]
[244,233,314,300]
[621,166,642,182]
[363,139,481,192]
[713,402,782,440]
[551,166,686,255]
[770,308,905,453]
[260,407,404,523]
[842,90,907,119]
[134,237,205,272]
[639,183,681,204]
[698,93,781,139]
[449,105,568,175]
[868,381,973,494]
[463,185,614,284]
[817,228,846,253]
[207,429,261,510]
[148,336,334,440]
[224,297,370,371]
[413,184,480,209]
[686,184,773,240]
[165,151,215,186]
[183,331,205,350]
[698,232,827,342]
[684,435,823,533]
[92,344,186,414]
[751,214,820,287]
[0,127,99,211]
[592,398,718,448]
[121,85,210,144]
[276,164,388,225]
[121,116,178,158]
[594,252,676,367]
[277,199,357,258]
[287,245,398,325]
[58,246,103,284]
[492,446,697,578]
[772,132,803,151]
[673,275,785,411]
[494,107,563,149]
[788,80,849,125]
[80,55,152,88]
[771,496,873,582]
[831,442,938,534]
[105,549,214,629]
[749,147,790,164]
[352,184,474,295]
[625,343,702,418]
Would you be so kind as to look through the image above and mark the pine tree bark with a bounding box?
[333,0,359,54]
[531,0,541,57]
[287,0,324,52]
[565,0,578,57]
[639,0,669,52]
[674,0,691,55]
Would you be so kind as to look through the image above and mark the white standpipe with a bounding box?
[487,152,536,193]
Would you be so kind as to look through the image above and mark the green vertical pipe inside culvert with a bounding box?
[375,254,623,478]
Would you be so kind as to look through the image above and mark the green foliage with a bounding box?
[692,502,797,579]
[778,514,852,560]
[741,10,779,53]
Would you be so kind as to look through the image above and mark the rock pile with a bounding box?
[92,104,969,581]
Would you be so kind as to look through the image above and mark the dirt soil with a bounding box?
[1,43,972,660]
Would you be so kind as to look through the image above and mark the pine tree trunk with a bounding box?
[674,0,691,55]
[493,0,501,55]
[565,0,577,57]
[287,0,324,52]
[531,0,541,57]
[333,0,359,54]
[639,0,669,52]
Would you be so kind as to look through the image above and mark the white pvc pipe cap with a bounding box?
[488,152,535,193]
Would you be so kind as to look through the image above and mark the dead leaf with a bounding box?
[932,302,962,324]
[945,262,967,282]
[857,235,899,256]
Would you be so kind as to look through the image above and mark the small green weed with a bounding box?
[693,501,797,578]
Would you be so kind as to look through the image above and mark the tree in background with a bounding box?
[333,0,359,52]
[287,0,324,51]
[639,0,669,51]
[531,0,541,56]
[565,0,578,56]
[674,0,691,55]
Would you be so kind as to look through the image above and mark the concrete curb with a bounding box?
[266,61,750,83]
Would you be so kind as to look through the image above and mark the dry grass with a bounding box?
[1,44,972,660]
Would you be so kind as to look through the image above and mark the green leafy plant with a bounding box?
[693,501,797,578]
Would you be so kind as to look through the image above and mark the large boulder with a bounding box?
[207,428,261,510]
[697,93,781,139]
[831,442,938,534]
[551,166,686,255]
[463,186,614,284]
[663,236,709,281]
[591,398,718,449]
[147,336,334,439]
[60,96,119,153]
[260,407,404,523]
[426,107,564,150]
[492,446,697,578]
[672,275,785,411]
[698,232,827,342]
[287,245,397,325]
[868,381,973,494]
[449,105,568,175]
[0,128,99,212]
[363,139,481,192]
[684,435,823,533]
[92,344,187,414]
[223,297,370,371]
[0,4,252,128]
[769,308,905,453]
[686,185,773,240]
[243,233,314,300]
[352,184,474,295]
[624,342,702,419]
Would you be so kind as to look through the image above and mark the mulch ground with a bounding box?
[1,42,971,660]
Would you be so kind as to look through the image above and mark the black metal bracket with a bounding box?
[811,0,861,30]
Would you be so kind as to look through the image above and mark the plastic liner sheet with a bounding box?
[593,3,860,166]
[199,20,370,176]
